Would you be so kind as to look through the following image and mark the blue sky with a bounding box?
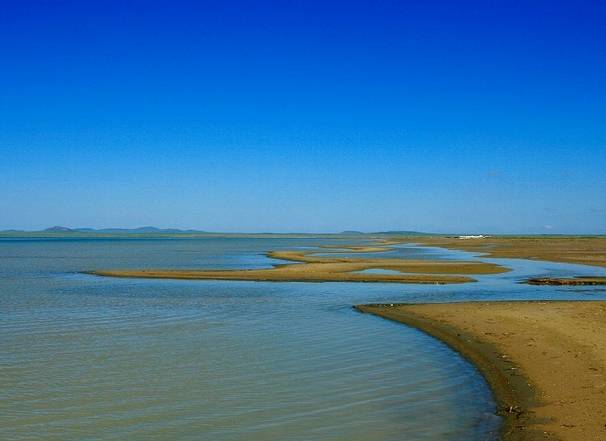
[1,1,605,233]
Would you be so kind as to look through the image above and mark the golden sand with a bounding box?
[90,244,507,284]
[357,301,606,441]
[416,236,606,267]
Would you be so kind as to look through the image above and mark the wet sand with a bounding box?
[416,236,606,268]
[525,277,606,286]
[90,245,507,284]
[356,301,606,441]
[91,264,479,284]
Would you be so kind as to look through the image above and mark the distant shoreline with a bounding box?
[0,227,436,238]
[2,230,605,240]
[0,232,380,239]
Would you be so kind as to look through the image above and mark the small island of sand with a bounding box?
[89,243,508,284]
[525,277,606,286]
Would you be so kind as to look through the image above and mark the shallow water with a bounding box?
[311,243,467,260]
[2,238,605,440]
[354,268,403,275]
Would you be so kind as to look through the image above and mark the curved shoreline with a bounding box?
[356,301,606,441]
[355,303,542,441]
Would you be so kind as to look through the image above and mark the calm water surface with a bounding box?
[2,238,606,441]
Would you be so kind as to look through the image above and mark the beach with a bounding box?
[356,301,606,441]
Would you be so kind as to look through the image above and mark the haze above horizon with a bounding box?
[2,1,605,234]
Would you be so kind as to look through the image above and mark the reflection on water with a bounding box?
[2,238,605,440]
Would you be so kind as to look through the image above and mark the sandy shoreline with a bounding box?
[89,244,507,284]
[417,236,606,268]
[356,301,606,441]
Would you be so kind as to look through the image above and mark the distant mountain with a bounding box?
[44,226,75,232]
[0,226,208,235]
[1,227,434,236]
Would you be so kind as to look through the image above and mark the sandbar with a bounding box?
[90,244,508,284]
[356,301,606,441]
[525,277,606,286]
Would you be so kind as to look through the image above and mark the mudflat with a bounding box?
[356,301,606,441]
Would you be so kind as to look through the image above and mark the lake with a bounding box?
[2,238,605,440]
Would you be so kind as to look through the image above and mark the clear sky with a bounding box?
[1,1,605,233]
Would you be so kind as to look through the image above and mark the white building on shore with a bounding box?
[458,235,488,239]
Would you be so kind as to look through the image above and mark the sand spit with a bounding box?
[356,301,606,441]
[90,244,508,284]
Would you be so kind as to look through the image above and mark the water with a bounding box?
[2,238,605,441]
[354,268,403,275]
[311,243,466,260]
